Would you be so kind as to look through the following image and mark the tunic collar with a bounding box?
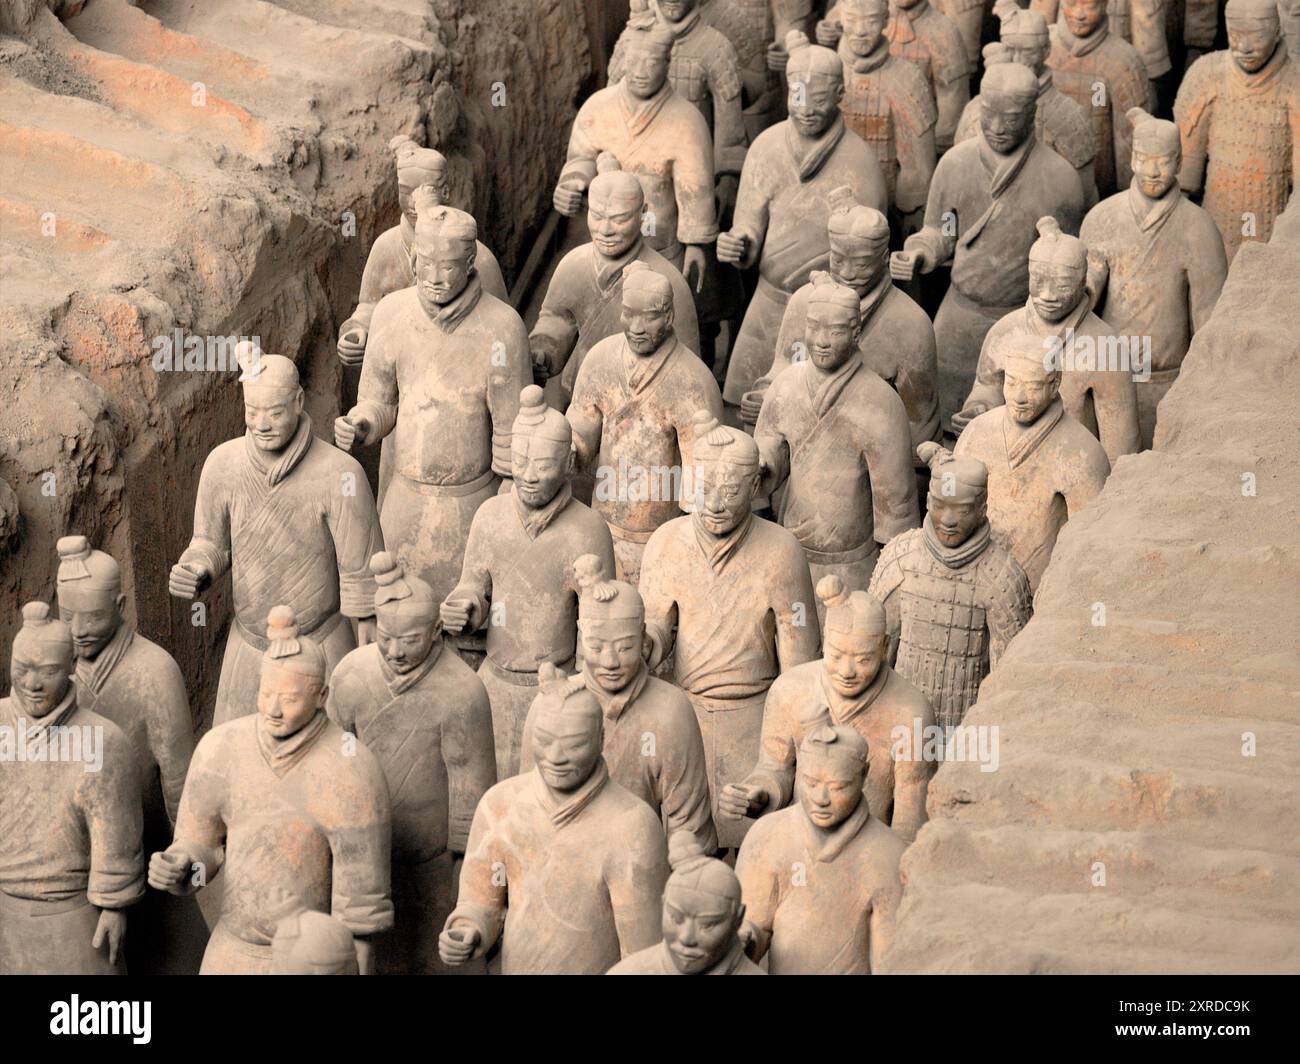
[801,796,871,862]
[514,481,573,540]
[839,37,890,75]
[380,639,443,697]
[256,710,329,778]
[585,661,649,723]
[535,756,611,828]
[786,113,847,183]
[960,133,1034,248]
[419,273,484,333]
[624,333,678,396]
[887,3,927,45]
[619,80,673,138]
[594,236,645,295]
[804,355,861,418]
[75,623,135,696]
[692,509,754,576]
[245,412,314,488]
[818,662,889,725]
[1003,396,1064,469]
[923,514,993,569]
[1127,180,1181,236]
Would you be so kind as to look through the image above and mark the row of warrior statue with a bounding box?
[2,0,1293,976]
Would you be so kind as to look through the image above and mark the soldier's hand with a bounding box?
[890,250,922,283]
[766,41,789,73]
[553,182,585,217]
[92,909,127,968]
[715,174,739,223]
[148,848,194,892]
[168,561,210,600]
[439,596,472,634]
[682,245,707,294]
[337,324,368,368]
[716,230,748,266]
[739,385,768,428]
[814,18,842,48]
[719,782,767,820]
[334,411,370,452]
[438,923,480,966]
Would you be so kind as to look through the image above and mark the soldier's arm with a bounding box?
[1082,225,1110,311]
[330,759,395,942]
[487,316,532,480]
[867,538,907,664]
[178,451,233,580]
[709,49,750,179]
[728,151,771,269]
[444,680,498,856]
[82,736,146,910]
[1173,57,1214,194]
[444,801,507,959]
[1187,218,1228,336]
[734,836,779,960]
[328,458,383,620]
[891,71,939,216]
[161,732,227,891]
[672,111,722,249]
[146,656,196,827]
[890,691,934,843]
[1111,60,1154,190]
[1062,442,1112,518]
[1093,366,1142,464]
[529,270,582,384]
[557,102,601,194]
[754,395,792,499]
[931,32,973,152]
[446,512,494,633]
[638,533,679,669]
[894,315,942,452]
[741,685,799,813]
[985,551,1033,668]
[351,313,401,442]
[608,815,670,957]
[864,390,922,544]
[773,543,821,671]
[656,703,719,851]
[1130,0,1171,80]
[565,359,605,472]
[868,847,904,973]
[904,163,960,268]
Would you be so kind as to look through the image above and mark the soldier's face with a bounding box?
[623,46,671,99]
[398,177,446,226]
[928,489,987,547]
[414,236,474,306]
[662,885,742,975]
[1227,22,1280,73]
[587,197,642,257]
[1004,40,1049,73]
[1132,148,1180,199]
[823,626,887,698]
[805,303,860,371]
[580,618,646,694]
[1004,366,1061,424]
[512,434,571,509]
[694,461,758,535]
[9,642,72,718]
[1029,262,1085,323]
[797,755,864,829]
[532,709,603,792]
[621,290,674,355]
[1062,0,1105,37]
[829,238,888,292]
[243,388,303,452]
[258,664,326,739]
[658,0,697,18]
[375,612,438,674]
[58,592,124,661]
[980,92,1036,153]
[840,7,887,56]
[788,77,844,137]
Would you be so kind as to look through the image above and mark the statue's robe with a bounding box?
[448,486,615,779]
[328,641,496,974]
[567,331,723,583]
[172,712,393,975]
[178,415,383,726]
[883,0,972,150]
[0,689,143,975]
[446,761,668,974]
[608,938,765,974]
[954,399,1110,590]
[639,512,821,846]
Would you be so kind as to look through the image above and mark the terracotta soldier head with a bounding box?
[838,0,889,58]
[529,663,605,793]
[411,191,477,308]
[661,832,746,974]
[390,135,450,227]
[55,536,125,661]
[804,273,862,373]
[271,909,359,975]
[826,186,890,297]
[1002,342,1062,426]
[796,722,870,830]
[917,442,990,549]
[587,153,646,260]
[1061,0,1107,40]
[257,606,329,741]
[370,551,440,675]
[979,61,1039,155]
[652,0,699,19]
[9,602,74,719]
[1225,0,1282,74]
[784,31,845,139]
[620,261,675,357]
[1126,108,1181,201]
[574,555,650,695]
[512,386,575,510]
[816,576,889,700]
[620,20,675,100]
[689,412,762,536]
[237,342,304,454]
[996,7,1052,75]
[1028,217,1088,324]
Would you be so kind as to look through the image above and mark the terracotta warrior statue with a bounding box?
[956,216,1141,465]
[821,0,971,152]
[745,190,940,489]
[719,30,887,413]
[892,61,1085,428]
[567,263,723,584]
[441,387,615,779]
[1047,0,1152,199]
[869,444,1032,729]
[608,832,763,974]
[754,273,919,608]
[1030,0,1171,85]
[531,153,700,406]
[555,19,717,298]
[639,412,821,847]
[56,536,198,975]
[337,135,506,370]
[0,603,143,975]
[439,666,669,974]
[521,556,716,852]
[953,8,1099,209]
[328,552,497,974]
[735,723,904,974]
[150,606,393,975]
[335,195,531,627]
[954,341,1110,590]
[1175,0,1300,261]
[171,346,382,727]
[721,576,934,841]
[1081,107,1227,447]
[271,909,359,975]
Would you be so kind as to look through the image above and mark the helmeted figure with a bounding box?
[892,61,1085,428]
[719,30,888,410]
[335,195,531,642]
[171,346,383,728]
[639,412,821,847]
[441,387,615,780]
[566,262,723,584]
[755,272,919,607]
[957,216,1141,465]
[1174,0,1300,261]
[1081,107,1227,446]
[734,723,904,974]
[1031,0,1171,83]
[954,9,1099,209]
[954,342,1110,589]
[869,444,1032,728]
[531,153,700,406]
[439,666,669,975]
[521,556,717,852]
[1048,0,1152,198]
[0,603,143,975]
[327,552,497,974]
[608,833,763,974]
[721,577,934,841]
[56,536,199,975]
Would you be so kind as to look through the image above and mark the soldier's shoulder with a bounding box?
[1174,52,1223,122]
[606,945,659,975]
[767,658,821,701]
[886,56,939,130]
[329,642,381,688]
[884,665,932,719]
[749,122,788,157]
[975,539,1031,591]
[579,330,624,370]
[1081,189,1128,235]
[475,291,527,333]
[73,704,132,751]
[878,526,927,568]
[956,406,1002,449]
[368,225,404,256]
[1040,92,1096,167]
[753,513,810,562]
[124,633,185,683]
[1034,137,1084,186]
[642,674,695,715]
[866,815,908,863]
